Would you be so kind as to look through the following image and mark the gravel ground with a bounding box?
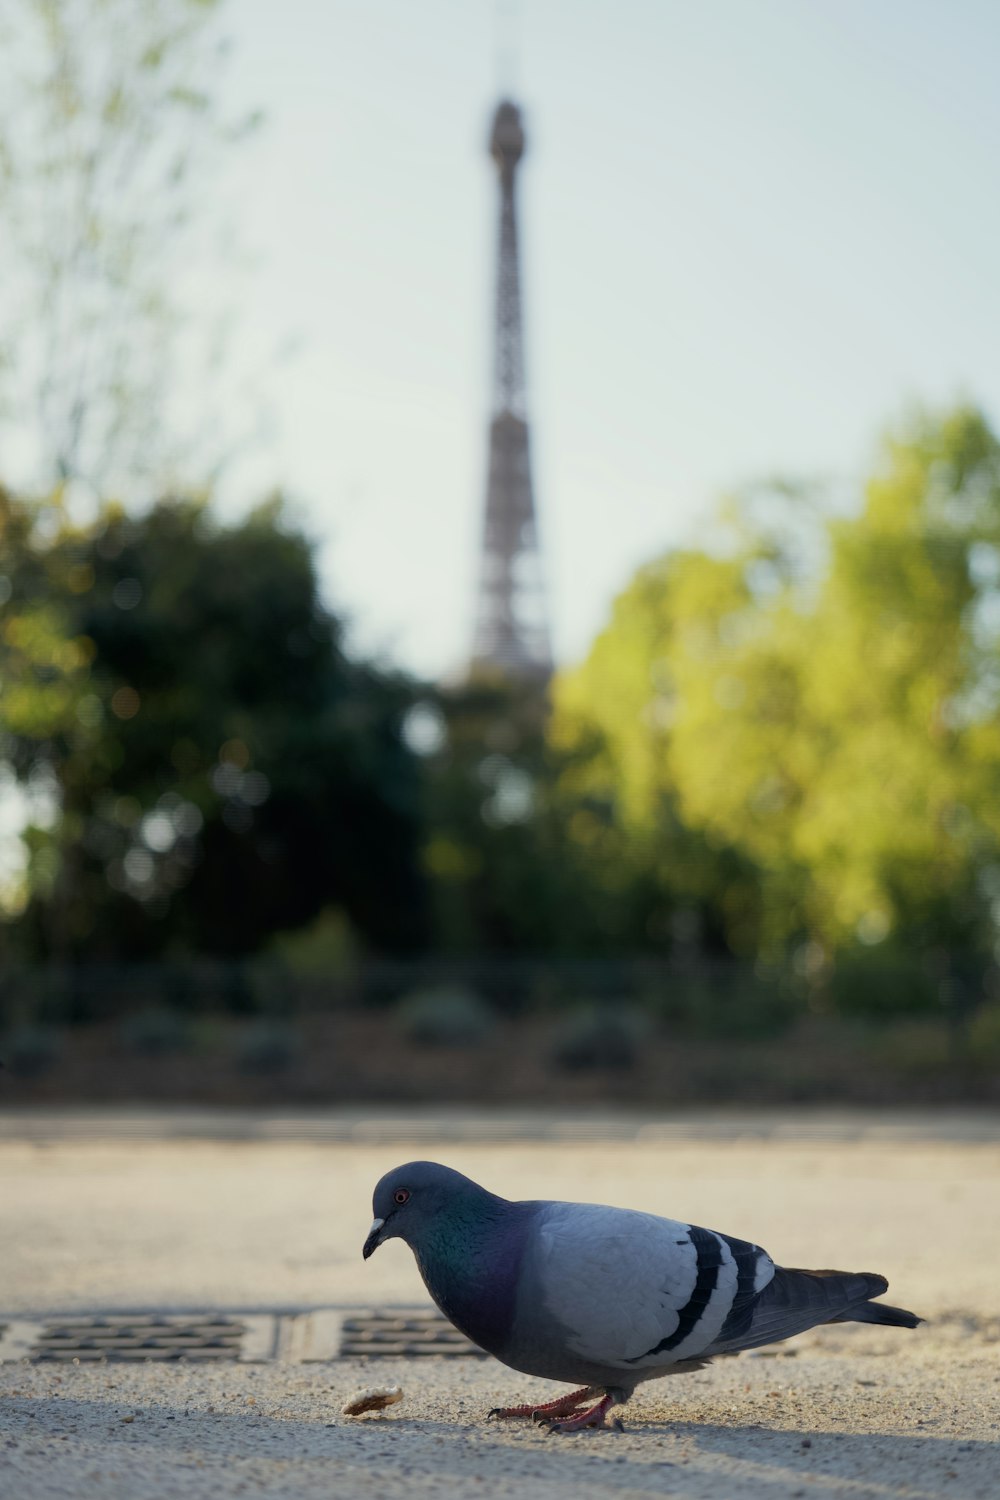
[1,1113,998,1498]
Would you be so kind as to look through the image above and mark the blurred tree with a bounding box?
[794,406,1000,956]
[413,678,599,956]
[0,486,99,925]
[550,407,1000,966]
[1,491,427,959]
[646,499,819,956]
[0,0,259,495]
[7,404,1000,976]
[550,541,785,957]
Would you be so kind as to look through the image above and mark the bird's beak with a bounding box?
[362,1216,386,1260]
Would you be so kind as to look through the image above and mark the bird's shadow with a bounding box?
[0,1395,992,1497]
[466,1413,992,1495]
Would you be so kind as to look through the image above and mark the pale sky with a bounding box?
[206,0,1000,680]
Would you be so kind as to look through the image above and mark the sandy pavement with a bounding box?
[0,1112,998,1498]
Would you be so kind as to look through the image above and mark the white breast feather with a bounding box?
[535,1203,701,1365]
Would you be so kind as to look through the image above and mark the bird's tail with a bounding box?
[828,1299,922,1329]
[782,1268,922,1329]
[709,1266,922,1355]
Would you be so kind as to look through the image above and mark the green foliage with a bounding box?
[550,404,1000,974]
[268,908,357,977]
[966,1002,1000,1070]
[395,986,495,1048]
[546,1004,652,1072]
[0,490,428,960]
[414,680,604,955]
[658,971,799,1041]
[789,408,1000,953]
[119,1006,190,1055]
[826,949,941,1019]
[2,1022,61,1076]
[233,1019,301,1074]
[860,1016,963,1081]
[6,399,1000,1026]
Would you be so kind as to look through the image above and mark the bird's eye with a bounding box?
[393,1188,410,1205]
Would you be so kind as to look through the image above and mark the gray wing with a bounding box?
[530,1202,775,1370]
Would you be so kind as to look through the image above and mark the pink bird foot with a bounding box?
[487,1386,597,1421]
[540,1393,624,1434]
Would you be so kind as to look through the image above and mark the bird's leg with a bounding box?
[540,1391,625,1434]
[487,1386,597,1421]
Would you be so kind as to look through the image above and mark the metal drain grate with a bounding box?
[27,1315,272,1363]
[340,1310,486,1358]
[0,1308,482,1363]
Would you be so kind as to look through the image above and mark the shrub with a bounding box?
[234,1019,301,1074]
[966,1003,1000,1071]
[3,1024,61,1077]
[654,972,796,1041]
[395,987,495,1048]
[827,950,940,1018]
[547,1004,651,1072]
[867,1019,952,1077]
[119,1006,190,1055]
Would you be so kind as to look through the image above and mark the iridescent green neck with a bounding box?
[412,1193,528,1354]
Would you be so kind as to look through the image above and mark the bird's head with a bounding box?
[362,1160,486,1259]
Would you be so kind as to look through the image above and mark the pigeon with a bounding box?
[362,1160,922,1433]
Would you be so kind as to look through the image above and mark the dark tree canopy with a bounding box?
[0,492,427,959]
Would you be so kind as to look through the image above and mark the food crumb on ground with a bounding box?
[342,1385,404,1417]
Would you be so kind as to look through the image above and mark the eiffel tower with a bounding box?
[469,99,552,686]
